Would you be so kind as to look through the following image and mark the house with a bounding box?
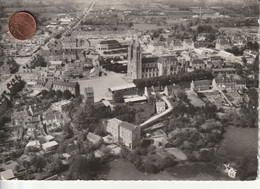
[190,80,212,93]
[52,80,80,96]
[50,100,72,112]
[87,132,101,144]
[97,40,121,51]
[108,83,136,95]
[191,59,205,69]
[44,135,55,142]
[42,141,58,152]
[155,101,166,114]
[124,96,147,103]
[197,33,207,41]
[25,140,41,149]
[244,49,258,59]
[183,39,194,49]
[60,18,72,25]
[106,118,122,142]
[0,169,16,180]
[42,110,63,133]
[167,39,183,50]
[106,118,140,149]
[84,87,94,104]
[215,39,231,50]
[119,121,140,149]
[49,60,63,69]
[90,66,101,77]
[213,75,236,90]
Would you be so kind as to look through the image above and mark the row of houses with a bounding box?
[35,79,80,96]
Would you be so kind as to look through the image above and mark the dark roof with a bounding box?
[120,121,137,131]
[142,57,159,64]
[53,80,78,88]
[192,59,205,64]
[99,40,119,45]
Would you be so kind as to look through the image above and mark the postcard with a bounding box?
[0,0,259,185]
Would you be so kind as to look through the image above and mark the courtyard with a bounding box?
[77,71,130,102]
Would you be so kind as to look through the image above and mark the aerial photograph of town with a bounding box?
[0,0,259,181]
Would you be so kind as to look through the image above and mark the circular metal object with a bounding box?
[8,12,36,40]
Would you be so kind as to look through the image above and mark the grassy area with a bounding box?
[217,126,258,158]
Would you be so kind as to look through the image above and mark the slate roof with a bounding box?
[53,80,78,88]
[142,56,159,64]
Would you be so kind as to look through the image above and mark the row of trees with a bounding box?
[41,89,73,100]
[103,63,127,73]
[226,41,259,56]
[133,69,214,88]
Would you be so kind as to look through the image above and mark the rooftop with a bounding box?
[99,40,119,45]
[42,141,58,150]
[124,96,147,103]
[53,80,78,88]
[108,118,122,125]
[120,121,137,131]
[26,140,40,148]
[50,61,63,65]
[142,56,159,64]
[108,83,136,92]
[87,132,101,143]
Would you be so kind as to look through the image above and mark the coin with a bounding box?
[8,12,36,40]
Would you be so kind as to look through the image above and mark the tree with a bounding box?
[63,90,72,100]
[63,123,74,139]
[31,156,46,172]
[56,90,63,98]
[113,91,124,103]
[41,89,48,97]
[48,90,56,98]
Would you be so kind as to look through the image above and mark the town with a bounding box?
[0,0,259,181]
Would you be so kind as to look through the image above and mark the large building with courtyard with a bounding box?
[127,40,187,80]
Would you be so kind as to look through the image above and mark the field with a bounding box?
[103,159,175,180]
[217,126,258,158]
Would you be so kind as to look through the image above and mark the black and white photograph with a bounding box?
[0,0,259,182]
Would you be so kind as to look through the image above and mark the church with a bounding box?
[127,40,187,80]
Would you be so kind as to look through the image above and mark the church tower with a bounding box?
[127,40,142,80]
